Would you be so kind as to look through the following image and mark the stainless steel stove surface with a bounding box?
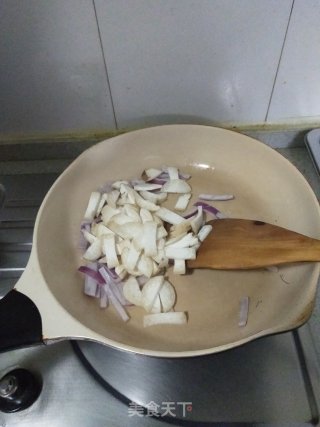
[1,138,320,426]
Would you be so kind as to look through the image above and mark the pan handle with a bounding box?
[0,289,43,353]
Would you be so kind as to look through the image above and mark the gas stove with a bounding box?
[0,135,320,426]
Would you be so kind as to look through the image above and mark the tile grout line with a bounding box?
[92,0,119,129]
[264,0,295,122]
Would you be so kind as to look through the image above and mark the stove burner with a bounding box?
[0,369,42,413]
[72,331,319,424]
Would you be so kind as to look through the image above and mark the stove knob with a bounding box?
[0,369,42,413]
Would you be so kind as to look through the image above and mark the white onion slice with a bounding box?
[167,166,179,180]
[140,208,154,223]
[199,194,234,201]
[105,190,120,208]
[137,255,154,278]
[239,296,250,327]
[191,206,204,234]
[156,225,168,239]
[83,239,102,261]
[155,207,185,225]
[165,246,196,260]
[96,193,107,216]
[143,221,158,257]
[198,224,213,242]
[143,312,187,327]
[141,276,164,312]
[83,262,99,296]
[120,185,160,211]
[91,223,114,238]
[82,229,97,244]
[123,204,141,222]
[144,167,162,181]
[162,179,191,194]
[84,191,101,221]
[139,191,167,204]
[169,221,192,238]
[104,285,130,322]
[102,235,119,268]
[134,183,162,191]
[112,213,136,225]
[125,244,141,271]
[100,285,109,308]
[165,232,198,248]
[115,264,127,280]
[112,180,129,190]
[175,193,191,211]
[101,205,120,225]
[150,295,161,313]
[173,259,186,275]
[123,276,142,306]
[159,281,176,312]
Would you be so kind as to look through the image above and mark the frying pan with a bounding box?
[1,124,320,358]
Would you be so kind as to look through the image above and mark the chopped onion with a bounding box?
[105,285,130,322]
[159,281,176,312]
[183,209,198,219]
[137,255,154,278]
[100,285,109,308]
[91,223,114,238]
[191,206,204,234]
[143,167,162,181]
[134,183,163,192]
[175,193,191,211]
[167,166,179,180]
[162,179,191,194]
[150,295,162,313]
[194,201,227,219]
[101,205,121,224]
[83,239,102,261]
[199,194,234,201]
[106,190,120,209]
[155,207,185,225]
[123,204,141,222]
[123,276,143,306]
[166,232,198,248]
[198,224,213,242]
[239,296,250,327]
[112,180,129,190]
[96,193,107,216]
[139,190,167,204]
[143,312,187,327]
[140,208,154,223]
[84,192,101,221]
[173,259,186,275]
[82,263,100,296]
[141,276,164,312]
[80,165,236,327]
[165,246,196,260]
[125,244,141,271]
[143,221,158,257]
[115,264,127,280]
[102,235,119,268]
[78,264,104,284]
[82,229,96,244]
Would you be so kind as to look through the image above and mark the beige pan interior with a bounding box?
[16,125,320,357]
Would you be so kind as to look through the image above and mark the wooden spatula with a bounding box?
[187,219,320,270]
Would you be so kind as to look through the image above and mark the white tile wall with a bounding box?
[268,0,320,122]
[0,0,115,136]
[1,0,320,137]
[95,0,292,128]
